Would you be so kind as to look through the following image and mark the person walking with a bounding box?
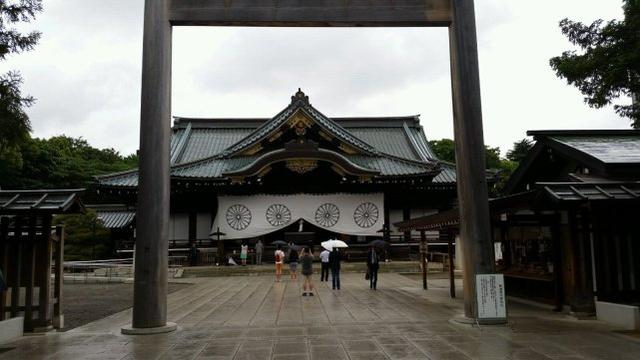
[240,242,248,266]
[289,247,299,280]
[329,248,341,290]
[300,247,315,296]
[274,245,285,282]
[189,242,199,267]
[366,246,380,290]
[319,248,330,282]
[255,239,264,265]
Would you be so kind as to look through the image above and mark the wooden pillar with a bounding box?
[0,218,9,321]
[383,193,391,243]
[24,217,37,331]
[129,0,174,332]
[403,208,411,243]
[53,226,64,329]
[569,210,595,314]
[551,215,564,311]
[420,230,428,290]
[10,217,23,318]
[188,212,197,245]
[37,216,53,329]
[448,230,456,298]
[449,0,494,320]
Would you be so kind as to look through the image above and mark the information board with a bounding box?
[475,274,507,321]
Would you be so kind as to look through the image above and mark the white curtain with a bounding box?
[212,193,384,239]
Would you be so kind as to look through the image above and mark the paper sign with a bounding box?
[475,274,507,320]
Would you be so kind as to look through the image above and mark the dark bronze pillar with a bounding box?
[449,0,495,320]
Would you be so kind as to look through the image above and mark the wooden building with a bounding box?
[397,130,640,315]
[95,90,459,260]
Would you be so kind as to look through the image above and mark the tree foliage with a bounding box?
[53,209,113,261]
[0,135,138,189]
[428,138,506,170]
[0,0,43,168]
[0,72,33,152]
[550,0,640,128]
[506,139,534,163]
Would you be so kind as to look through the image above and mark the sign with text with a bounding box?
[475,274,507,321]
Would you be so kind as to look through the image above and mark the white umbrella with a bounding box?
[321,239,349,251]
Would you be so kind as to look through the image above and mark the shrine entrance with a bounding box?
[125,0,495,334]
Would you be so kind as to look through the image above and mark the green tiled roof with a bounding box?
[97,91,457,188]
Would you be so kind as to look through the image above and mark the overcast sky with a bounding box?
[1,0,630,156]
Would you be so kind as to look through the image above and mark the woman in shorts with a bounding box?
[300,247,315,296]
[274,246,285,282]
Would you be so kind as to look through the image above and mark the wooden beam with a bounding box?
[449,0,494,320]
[447,230,456,298]
[169,0,452,27]
[53,226,64,329]
[420,230,428,290]
[24,217,37,331]
[10,217,23,318]
[37,216,53,328]
[0,218,9,320]
[132,0,172,330]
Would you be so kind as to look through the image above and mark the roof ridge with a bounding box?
[94,168,139,180]
[217,89,380,158]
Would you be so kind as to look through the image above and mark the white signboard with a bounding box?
[475,274,507,320]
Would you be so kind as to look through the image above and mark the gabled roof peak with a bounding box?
[291,88,310,107]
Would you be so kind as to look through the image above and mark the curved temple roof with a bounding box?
[97,90,455,189]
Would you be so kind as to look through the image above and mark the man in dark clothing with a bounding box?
[329,248,341,290]
[366,246,380,290]
[189,242,199,267]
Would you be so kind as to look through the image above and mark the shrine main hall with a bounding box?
[96,90,458,250]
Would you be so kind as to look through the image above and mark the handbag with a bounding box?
[365,269,370,280]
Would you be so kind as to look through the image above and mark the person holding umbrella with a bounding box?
[329,248,342,290]
[366,245,380,290]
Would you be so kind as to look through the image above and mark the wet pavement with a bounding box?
[2,273,640,359]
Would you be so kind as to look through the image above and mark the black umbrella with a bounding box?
[368,240,389,248]
[272,240,288,246]
[289,244,303,251]
[209,227,227,266]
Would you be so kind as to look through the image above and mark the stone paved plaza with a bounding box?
[3,273,640,359]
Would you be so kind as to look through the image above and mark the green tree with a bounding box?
[506,139,534,163]
[0,0,43,182]
[53,209,112,261]
[1,135,138,189]
[428,138,506,170]
[550,0,640,128]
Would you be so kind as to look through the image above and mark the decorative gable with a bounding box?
[222,89,378,159]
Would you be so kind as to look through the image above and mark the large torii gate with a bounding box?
[123,0,495,334]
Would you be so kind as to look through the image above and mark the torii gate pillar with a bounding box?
[123,0,496,333]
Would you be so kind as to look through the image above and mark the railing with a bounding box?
[63,258,184,283]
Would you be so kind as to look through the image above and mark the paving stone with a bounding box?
[343,340,381,352]
[380,343,429,359]
[375,335,409,345]
[310,345,348,360]
[348,352,390,360]
[7,274,640,360]
[273,342,307,355]
[232,348,271,360]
